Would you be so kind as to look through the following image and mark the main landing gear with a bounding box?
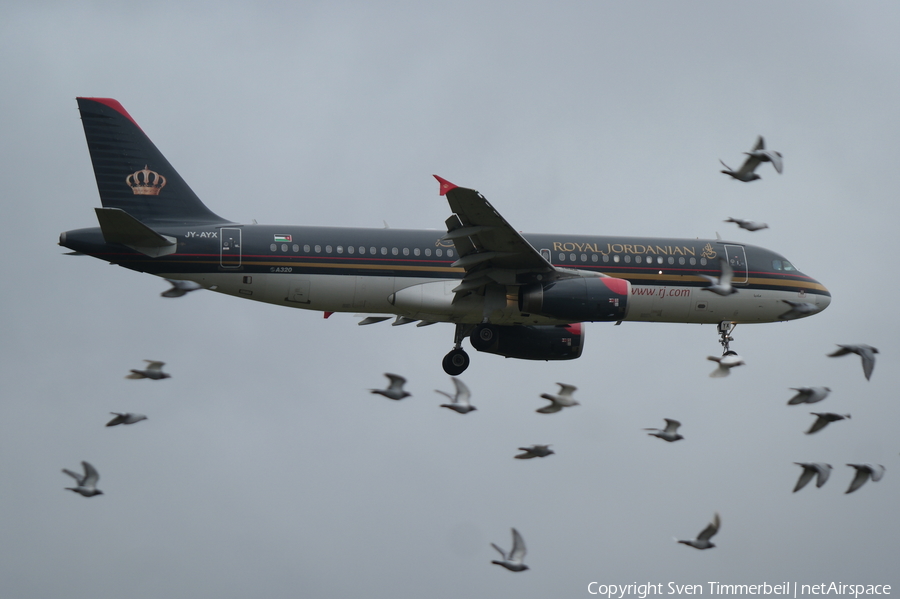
[442,323,474,375]
[718,321,737,355]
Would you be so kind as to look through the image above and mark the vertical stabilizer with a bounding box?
[76,97,229,225]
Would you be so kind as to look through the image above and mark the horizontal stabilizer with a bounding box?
[95,208,177,257]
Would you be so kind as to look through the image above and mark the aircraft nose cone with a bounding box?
[814,282,831,312]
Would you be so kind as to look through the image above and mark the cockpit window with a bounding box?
[773,259,797,272]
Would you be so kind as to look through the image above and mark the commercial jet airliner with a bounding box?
[60,98,831,374]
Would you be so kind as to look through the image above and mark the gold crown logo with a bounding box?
[126,165,167,196]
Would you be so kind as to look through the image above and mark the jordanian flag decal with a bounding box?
[274,234,292,242]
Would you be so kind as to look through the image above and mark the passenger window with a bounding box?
[668,257,674,265]
[347,246,354,254]
[325,245,332,253]
[402,248,409,256]
[304,244,310,253]
[603,255,610,263]
[592,254,598,262]
[624,255,631,263]
[559,253,566,261]
[270,244,277,252]
[690,257,696,265]
[292,244,299,252]
[359,247,365,254]
[700,258,707,266]
[315,245,321,253]
[381,247,387,255]
[636,256,643,264]
[678,257,685,265]
[414,248,420,256]
[392,248,398,256]
[613,255,620,263]
[436,249,443,257]
[570,253,576,261]
[337,246,343,254]
[448,250,454,257]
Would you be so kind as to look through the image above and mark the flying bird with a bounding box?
[828,344,878,381]
[778,300,818,320]
[161,278,204,298]
[707,353,745,377]
[845,463,885,494]
[793,462,832,492]
[369,373,411,400]
[720,136,783,181]
[677,513,720,550]
[62,461,103,497]
[126,360,171,380]
[105,412,148,427]
[514,445,555,459]
[724,218,769,232]
[787,386,831,405]
[435,377,476,414]
[805,412,850,435]
[644,418,684,442]
[699,257,739,296]
[537,383,580,413]
[491,528,529,571]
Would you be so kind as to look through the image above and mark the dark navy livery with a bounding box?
[61,98,831,374]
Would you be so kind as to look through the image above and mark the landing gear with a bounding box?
[442,323,474,375]
[442,348,470,376]
[717,321,737,355]
[470,324,497,351]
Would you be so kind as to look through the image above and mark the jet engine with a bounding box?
[469,323,584,361]
[519,276,630,322]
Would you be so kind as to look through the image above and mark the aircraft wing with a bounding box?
[435,176,563,296]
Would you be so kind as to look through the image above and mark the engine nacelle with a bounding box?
[469,323,584,361]
[519,276,630,322]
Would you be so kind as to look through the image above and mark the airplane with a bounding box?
[60,98,831,375]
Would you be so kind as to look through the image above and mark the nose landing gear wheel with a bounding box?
[442,348,470,375]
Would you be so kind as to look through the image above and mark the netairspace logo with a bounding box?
[586,583,892,598]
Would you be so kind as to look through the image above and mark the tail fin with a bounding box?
[76,98,229,226]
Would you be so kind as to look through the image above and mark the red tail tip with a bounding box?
[433,175,457,196]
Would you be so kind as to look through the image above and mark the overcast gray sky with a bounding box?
[2,2,899,598]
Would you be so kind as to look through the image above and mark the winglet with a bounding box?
[433,175,458,196]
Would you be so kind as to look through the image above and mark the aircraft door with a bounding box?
[722,244,748,284]
[220,227,242,268]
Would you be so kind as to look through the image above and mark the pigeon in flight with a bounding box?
[699,257,739,296]
[161,278,204,298]
[724,218,769,232]
[845,463,885,494]
[805,412,850,435]
[787,386,831,405]
[707,352,745,377]
[514,445,555,459]
[720,136,783,181]
[537,383,580,413]
[677,513,720,550]
[105,412,148,427]
[644,418,684,442]
[62,461,103,497]
[793,462,832,492]
[126,360,171,380]
[778,300,818,320]
[491,528,529,571]
[435,377,476,414]
[827,344,878,381]
[369,373,411,400]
